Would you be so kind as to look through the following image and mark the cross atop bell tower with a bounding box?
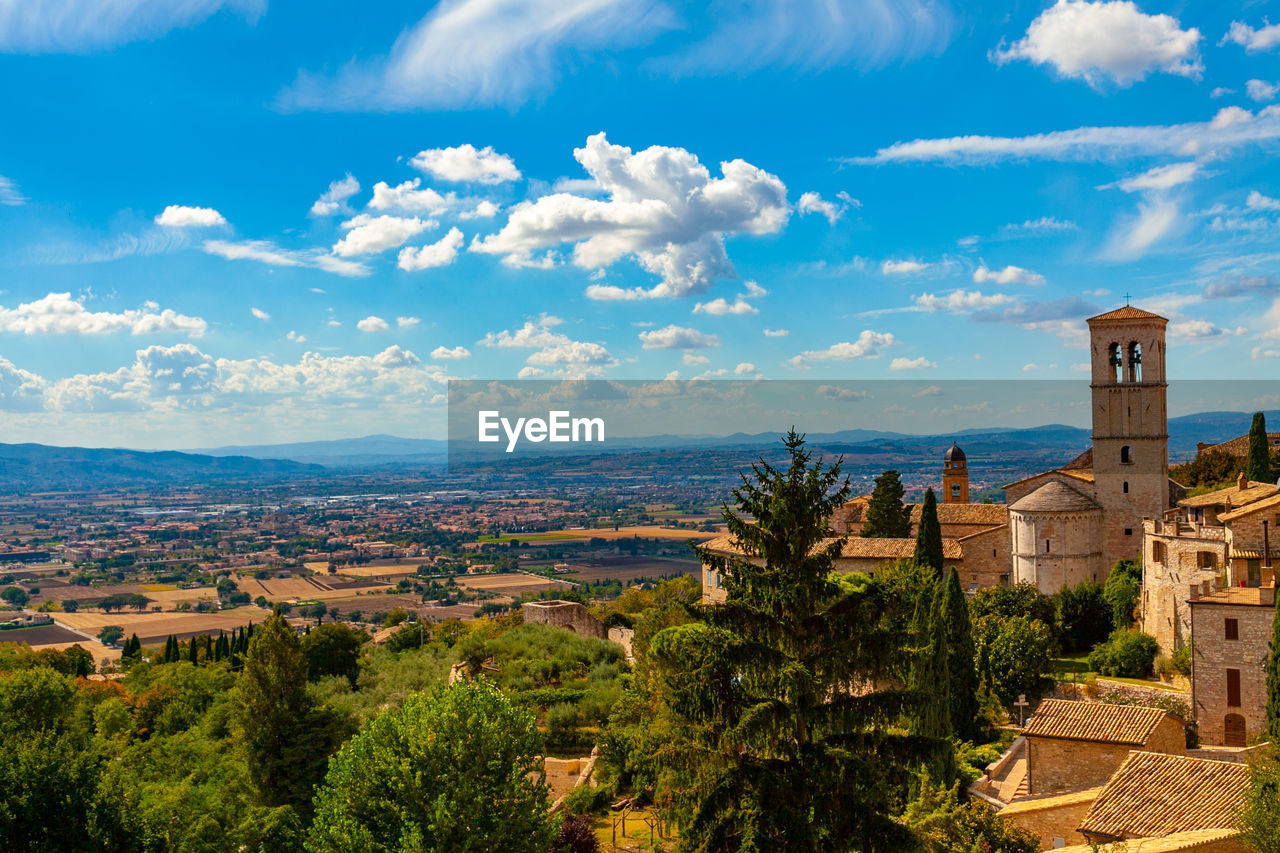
[1087,305,1170,567]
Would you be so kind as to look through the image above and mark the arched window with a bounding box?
[1128,342,1142,382]
[1121,445,1132,464]
[951,483,960,497]
[1109,342,1123,382]
[1225,713,1247,747]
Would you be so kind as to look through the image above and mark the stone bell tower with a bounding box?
[943,442,969,504]
[1087,305,1170,570]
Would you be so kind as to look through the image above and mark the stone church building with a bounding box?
[701,304,1190,599]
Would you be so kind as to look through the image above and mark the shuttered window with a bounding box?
[1227,669,1241,707]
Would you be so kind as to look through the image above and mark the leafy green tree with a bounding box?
[1,586,29,607]
[233,613,351,815]
[901,774,1038,853]
[307,682,553,853]
[938,569,979,742]
[914,488,945,575]
[977,615,1053,705]
[301,622,365,687]
[1054,581,1112,653]
[1103,559,1143,630]
[655,431,931,852]
[862,469,911,538]
[0,667,102,851]
[1241,751,1280,853]
[969,582,1054,628]
[1248,412,1274,485]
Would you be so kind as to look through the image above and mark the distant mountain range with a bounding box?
[0,444,323,493]
[1,409,1272,492]
[189,410,1279,466]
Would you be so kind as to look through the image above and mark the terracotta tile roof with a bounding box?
[1003,467,1095,491]
[1087,305,1168,323]
[835,499,1009,528]
[699,534,962,561]
[1180,480,1277,509]
[1055,829,1240,852]
[996,787,1102,816]
[1077,751,1249,840]
[1009,481,1102,514]
[1220,490,1280,522]
[1062,447,1094,471]
[1022,699,1169,745]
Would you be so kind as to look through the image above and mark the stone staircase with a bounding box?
[968,735,1028,807]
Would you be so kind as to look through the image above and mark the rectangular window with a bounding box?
[1125,528,1133,536]
[1045,539,1050,553]
[1227,668,1241,707]
[1226,618,1239,641]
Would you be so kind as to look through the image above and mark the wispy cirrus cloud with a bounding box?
[0,175,25,205]
[203,239,370,277]
[0,0,263,53]
[847,106,1280,165]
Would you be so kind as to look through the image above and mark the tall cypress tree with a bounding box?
[1248,412,1274,485]
[909,582,949,740]
[187,636,199,664]
[862,469,912,538]
[939,568,979,742]
[914,487,945,575]
[163,634,177,663]
[1266,594,1280,745]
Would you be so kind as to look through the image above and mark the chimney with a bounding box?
[1238,470,1248,491]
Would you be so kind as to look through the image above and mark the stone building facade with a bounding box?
[1189,581,1276,746]
[1141,475,1279,657]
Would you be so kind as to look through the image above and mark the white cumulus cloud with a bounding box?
[787,330,895,367]
[915,290,1016,311]
[366,179,453,215]
[411,144,521,184]
[638,325,720,349]
[693,297,757,315]
[972,264,1046,285]
[889,356,936,370]
[0,292,206,338]
[473,133,789,299]
[357,315,390,332]
[1247,79,1279,103]
[481,314,616,376]
[154,205,226,228]
[431,345,471,360]
[882,259,929,275]
[333,214,433,257]
[250,307,270,320]
[309,174,361,216]
[993,0,1201,87]
[398,227,464,271]
[1222,20,1280,53]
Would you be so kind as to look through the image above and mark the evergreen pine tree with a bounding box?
[1267,593,1280,745]
[1248,412,1274,485]
[862,469,912,538]
[914,487,945,575]
[939,568,979,742]
[187,636,199,664]
[163,635,177,663]
[653,431,935,851]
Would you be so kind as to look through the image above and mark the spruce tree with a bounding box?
[653,431,934,851]
[862,469,912,538]
[1267,594,1280,745]
[940,568,979,742]
[1248,412,1274,485]
[914,487,945,575]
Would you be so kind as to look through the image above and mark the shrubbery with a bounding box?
[1087,630,1159,678]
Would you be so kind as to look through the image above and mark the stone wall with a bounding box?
[521,600,607,639]
[1142,519,1228,656]
[1026,738,1135,795]
[957,524,1011,591]
[998,790,1098,850]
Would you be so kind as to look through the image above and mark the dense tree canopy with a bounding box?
[862,469,911,539]
[307,682,554,853]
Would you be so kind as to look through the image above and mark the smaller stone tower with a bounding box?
[943,442,969,504]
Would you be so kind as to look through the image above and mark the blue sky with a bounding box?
[1,0,1279,447]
